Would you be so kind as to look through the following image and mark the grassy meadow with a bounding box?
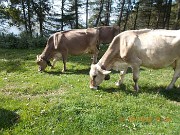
[0,47,180,135]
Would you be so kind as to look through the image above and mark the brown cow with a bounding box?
[98,26,120,44]
[89,29,180,91]
[36,28,99,72]
[36,26,120,72]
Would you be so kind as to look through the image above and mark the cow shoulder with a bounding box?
[120,31,138,59]
[86,28,99,42]
[53,32,64,49]
[86,28,98,35]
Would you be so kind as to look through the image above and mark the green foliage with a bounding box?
[0,48,179,134]
[5,7,23,25]
[0,33,47,49]
[0,33,19,49]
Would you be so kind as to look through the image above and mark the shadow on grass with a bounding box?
[141,86,180,102]
[46,68,90,75]
[0,108,20,129]
[100,84,180,102]
[0,60,28,73]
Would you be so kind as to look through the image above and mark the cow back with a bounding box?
[54,28,99,55]
[98,26,120,44]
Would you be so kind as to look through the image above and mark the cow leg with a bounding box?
[132,65,140,92]
[51,58,58,69]
[115,65,128,87]
[61,53,67,73]
[166,60,180,90]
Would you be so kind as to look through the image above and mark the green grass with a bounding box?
[0,48,180,135]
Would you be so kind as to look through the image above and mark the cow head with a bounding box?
[89,64,111,89]
[36,55,48,72]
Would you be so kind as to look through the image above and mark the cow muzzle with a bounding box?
[38,67,44,72]
[90,79,99,89]
[90,85,98,90]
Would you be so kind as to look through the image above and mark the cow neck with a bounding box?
[98,59,113,71]
[98,51,115,70]
[98,44,119,71]
[41,44,53,61]
[41,49,52,67]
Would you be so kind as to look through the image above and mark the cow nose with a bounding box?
[38,67,43,72]
[90,85,98,90]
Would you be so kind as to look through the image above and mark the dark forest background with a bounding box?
[0,0,180,48]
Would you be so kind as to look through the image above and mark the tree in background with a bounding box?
[0,0,180,37]
[0,0,51,36]
[32,0,51,37]
[86,0,88,28]
[175,0,180,29]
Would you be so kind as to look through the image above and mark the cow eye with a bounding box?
[93,75,97,79]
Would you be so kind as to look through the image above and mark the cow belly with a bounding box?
[112,61,129,71]
[65,43,92,55]
[68,48,90,55]
[53,52,62,60]
[141,59,175,69]
[136,46,179,69]
[140,54,177,69]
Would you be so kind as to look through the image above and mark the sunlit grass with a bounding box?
[0,48,180,135]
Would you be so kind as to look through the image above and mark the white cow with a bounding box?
[89,29,180,91]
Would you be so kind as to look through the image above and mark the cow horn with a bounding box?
[96,64,111,75]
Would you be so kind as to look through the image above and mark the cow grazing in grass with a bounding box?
[36,26,120,72]
[37,28,99,72]
[89,29,180,91]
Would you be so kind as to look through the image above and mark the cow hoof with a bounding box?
[115,82,121,87]
[134,85,139,92]
[115,81,124,87]
[61,69,66,73]
[166,85,176,90]
[166,87,171,90]
[50,66,54,69]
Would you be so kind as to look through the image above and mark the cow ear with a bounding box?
[101,70,111,75]
[96,64,111,75]
[36,55,43,62]
[36,55,40,61]
[91,64,95,68]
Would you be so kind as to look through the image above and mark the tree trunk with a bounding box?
[95,0,104,26]
[39,0,43,37]
[147,0,152,28]
[156,2,162,29]
[123,0,131,31]
[105,0,111,26]
[27,0,32,36]
[133,2,139,29]
[175,0,180,29]
[162,0,168,28]
[118,0,125,28]
[21,0,28,33]
[86,0,88,28]
[166,0,172,29]
[61,0,65,31]
[75,0,78,28]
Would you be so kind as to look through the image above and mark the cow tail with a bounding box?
[96,28,100,50]
[53,33,58,49]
